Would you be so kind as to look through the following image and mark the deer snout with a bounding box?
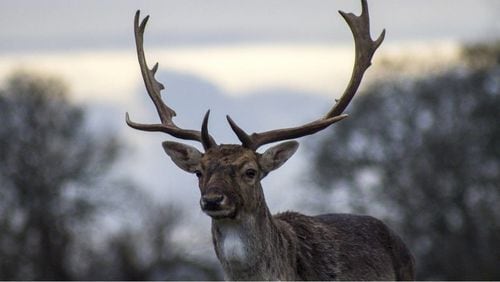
[200,193,225,211]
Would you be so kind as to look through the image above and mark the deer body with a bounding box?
[165,144,414,280]
[126,1,416,280]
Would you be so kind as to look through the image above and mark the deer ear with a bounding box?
[162,141,202,173]
[259,141,299,174]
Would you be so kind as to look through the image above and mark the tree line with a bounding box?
[310,41,500,280]
[0,71,221,280]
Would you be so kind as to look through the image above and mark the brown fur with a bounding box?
[164,143,415,280]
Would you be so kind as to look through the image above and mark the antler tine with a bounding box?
[227,0,384,150]
[201,110,217,150]
[126,10,217,149]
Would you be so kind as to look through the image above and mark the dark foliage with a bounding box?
[0,71,221,280]
[0,71,119,279]
[311,42,500,280]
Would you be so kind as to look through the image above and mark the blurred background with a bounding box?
[0,0,499,280]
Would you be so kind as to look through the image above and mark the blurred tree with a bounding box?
[0,71,222,280]
[75,189,222,280]
[310,42,500,280]
[0,71,119,280]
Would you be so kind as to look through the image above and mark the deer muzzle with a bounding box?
[200,190,236,219]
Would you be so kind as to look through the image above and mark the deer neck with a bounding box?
[211,197,296,280]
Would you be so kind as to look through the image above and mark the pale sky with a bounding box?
[1,0,499,51]
[1,0,490,102]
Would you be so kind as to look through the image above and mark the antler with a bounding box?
[125,10,216,150]
[227,0,385,151]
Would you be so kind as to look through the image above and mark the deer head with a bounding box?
[162,141,299,219]
[126,0,384,220]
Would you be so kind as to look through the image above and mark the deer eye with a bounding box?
[194,170,203,178]
[244,169,257,179]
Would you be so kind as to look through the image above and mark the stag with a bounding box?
[126,1,415,280]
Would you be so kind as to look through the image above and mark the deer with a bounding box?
[125,1,415,280]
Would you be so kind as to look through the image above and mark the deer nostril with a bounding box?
[201,193,225,210]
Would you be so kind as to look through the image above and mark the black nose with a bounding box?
[201,193,224,210]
